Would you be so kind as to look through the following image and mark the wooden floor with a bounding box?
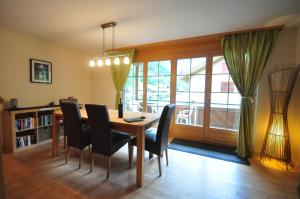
[2,142,299,199]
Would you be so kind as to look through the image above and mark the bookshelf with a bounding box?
[3,106,58,153]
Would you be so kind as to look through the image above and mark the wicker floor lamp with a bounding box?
[260,65,299,169]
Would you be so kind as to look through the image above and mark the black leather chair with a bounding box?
[129,104,175,176]
[85,104,131,179]
[60,102,91,169]
[59,98,79,150]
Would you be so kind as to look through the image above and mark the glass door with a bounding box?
[207,56,240,146]
[174,57,207,140]
[173,55,240,146]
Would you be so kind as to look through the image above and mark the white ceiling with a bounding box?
[0,0,300,54]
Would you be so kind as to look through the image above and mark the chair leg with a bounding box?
[66,146,70,164]
[64,136,67,150]
[106,156,111,179]
[129,144,133,169]
[166,148,169,166]
[149,152,153,159]
[88,145,91,152]
[158,155,162,177]
[79,150,83,169]
[90,153,94,173]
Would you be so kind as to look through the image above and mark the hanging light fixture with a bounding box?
[89,22,131,67]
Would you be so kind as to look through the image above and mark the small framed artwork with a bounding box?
[30,59,52,84]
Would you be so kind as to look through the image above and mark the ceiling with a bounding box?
[0,0,300,54]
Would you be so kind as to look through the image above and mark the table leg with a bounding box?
[136,127,145,187]
[51,114,59,157]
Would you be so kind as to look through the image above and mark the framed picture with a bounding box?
[30,59,52,84]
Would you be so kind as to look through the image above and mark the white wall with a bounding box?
[0,28,92,106]
[91,66,116,109]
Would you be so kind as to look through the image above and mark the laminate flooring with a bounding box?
[2,142,299,199]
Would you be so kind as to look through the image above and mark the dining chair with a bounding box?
[85,104,131,179]
[59,98,78,150]
[60,102,91,169]
[129,104,175,176]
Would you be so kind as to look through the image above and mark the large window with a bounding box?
[210,56,240,130]
[175,57,206,126]
[123,63,143,112]
[147,60,171,114]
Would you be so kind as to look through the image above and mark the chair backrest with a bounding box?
[85,104,112,156]
[59,98,79,136]
[60,102,84,149]
[59,98,78,105]
[156,104,176,153]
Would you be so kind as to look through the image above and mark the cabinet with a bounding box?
[3,106,58,153]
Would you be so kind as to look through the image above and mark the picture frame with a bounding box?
[30,59,52,84]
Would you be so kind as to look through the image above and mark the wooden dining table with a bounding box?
[51,109,160,187]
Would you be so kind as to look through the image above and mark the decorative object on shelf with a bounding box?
[10,98,18,109]
[30,59,52,84]
[118,97,123,118]
[260,65,300,169]
[89,22,131,67]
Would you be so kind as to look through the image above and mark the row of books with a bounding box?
[15,117,36,132]
[38,115,53,127]
[16,135,34,148]
[15,115,53,132]
[38,127,51,142]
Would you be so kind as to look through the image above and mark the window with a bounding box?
[147,60,171,114]
[221,82,234,92]
[123,63,143,112]
[175,57,206,126]
[210,56,240,130]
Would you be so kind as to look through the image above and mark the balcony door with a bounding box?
[174,57,206,141]
[174,56,240,146]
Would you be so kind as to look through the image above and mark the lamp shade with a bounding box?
[114,57,120,65]
[89,60,96,67]
[97,59,103,67]
[105,58,111,66]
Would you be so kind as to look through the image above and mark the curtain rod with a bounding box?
[220,25,284,37]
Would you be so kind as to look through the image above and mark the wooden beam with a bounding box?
[117,25,283,50]
[116,25,283,62]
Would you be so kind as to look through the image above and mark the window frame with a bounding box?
[123,63,144,112]
[175,57,207,127]
[146,60,172,114]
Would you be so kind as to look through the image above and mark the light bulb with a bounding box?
[97,59,103,67]
[105,58,111,66]
[124,56,130,64]
[114,57,120,65]
[89,60,96,67]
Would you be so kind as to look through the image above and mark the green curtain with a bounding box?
[110,48,135,108]
[221,30,279,158]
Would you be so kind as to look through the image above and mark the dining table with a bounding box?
[51,108,160,188]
